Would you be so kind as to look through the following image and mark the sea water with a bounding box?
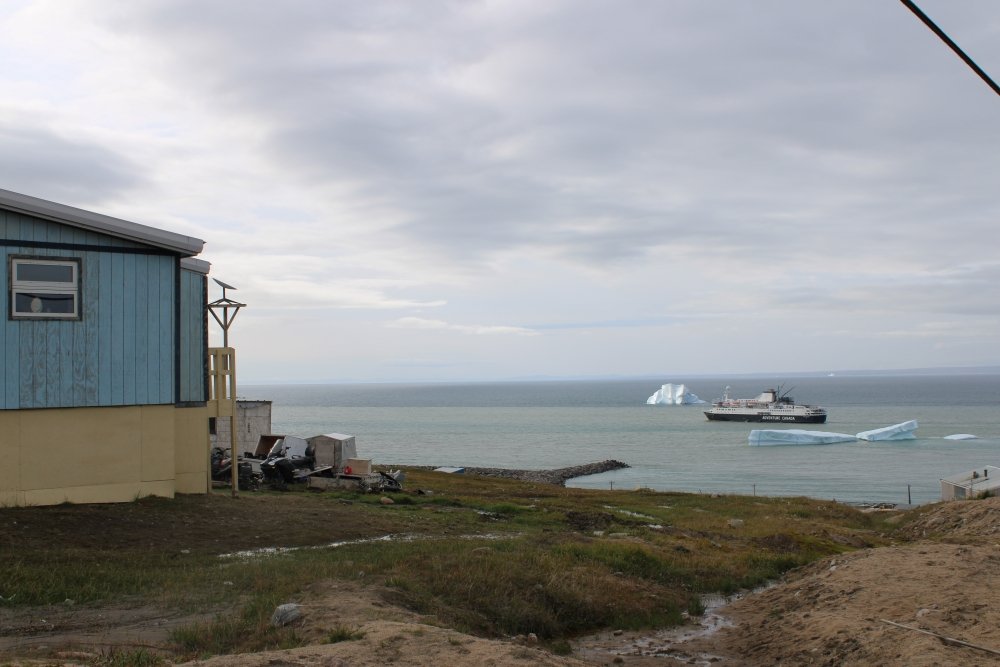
[241,373,1000,505]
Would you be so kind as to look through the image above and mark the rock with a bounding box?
[271,603,303,627]
[380,496,394,505]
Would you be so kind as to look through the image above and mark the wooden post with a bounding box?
[207,347,239,497]
[206,280,245,498]
[229,348,238,497]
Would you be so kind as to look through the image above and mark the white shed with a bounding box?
[940,465,1000,501]
[307,433,358,470]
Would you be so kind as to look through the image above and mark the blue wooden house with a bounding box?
[1,188,212,505]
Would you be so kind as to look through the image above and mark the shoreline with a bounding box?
[402,459,629,486]
[399,462,914,507]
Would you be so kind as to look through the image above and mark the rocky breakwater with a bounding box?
[461,460,629,486]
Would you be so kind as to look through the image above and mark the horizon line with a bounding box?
[238,364,1000,386]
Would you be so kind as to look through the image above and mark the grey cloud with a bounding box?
[768,262,1000,317]
[89,1,1000,270]
[529,314,695,331]
[0,125,144,205]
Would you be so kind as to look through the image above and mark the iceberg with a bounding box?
[856,420,917,442]
[943,433,978,440]
[748,429,856,446]
[646,383,705,405]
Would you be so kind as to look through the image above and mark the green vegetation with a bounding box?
[326,625,366,643]
[0,469,895,660]
[93,648,165,667]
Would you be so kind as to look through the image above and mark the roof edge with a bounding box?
[181,257,212,274]
[0,188,205,256]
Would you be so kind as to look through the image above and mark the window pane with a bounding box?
[15,292,76,314]
[15,262,75,283]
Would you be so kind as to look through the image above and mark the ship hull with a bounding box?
[704,411,827,424]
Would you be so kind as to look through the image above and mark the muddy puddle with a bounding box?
[218,532,513,560]
[572,591,745,665]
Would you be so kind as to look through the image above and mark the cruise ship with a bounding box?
[704,387,827,424]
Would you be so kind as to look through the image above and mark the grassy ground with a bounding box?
[0,469,895,663]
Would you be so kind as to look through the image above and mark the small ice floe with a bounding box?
[748,429,856,446]
[944,433,978,440]
[856,420,917,442]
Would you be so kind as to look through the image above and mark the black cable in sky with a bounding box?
[899,0,1000,97]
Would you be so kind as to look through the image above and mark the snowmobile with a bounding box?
[260,436,315,489]
[211,447,262,490]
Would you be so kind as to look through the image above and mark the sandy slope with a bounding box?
[177,580,595,667]
[591,498,1000,666]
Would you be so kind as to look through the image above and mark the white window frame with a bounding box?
[10,257,80,320]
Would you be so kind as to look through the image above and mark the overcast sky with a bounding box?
[2,1,998,383]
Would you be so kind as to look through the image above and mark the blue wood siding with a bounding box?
[178,268,207,403]
[1,209,184,410]
[0,213,14,408]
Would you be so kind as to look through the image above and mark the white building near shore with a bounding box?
[940,466,1000,501]
[211,400,273,456]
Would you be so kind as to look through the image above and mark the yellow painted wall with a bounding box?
[0,410,21,506]
[175,405,210,494]
[0,405,209,506]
